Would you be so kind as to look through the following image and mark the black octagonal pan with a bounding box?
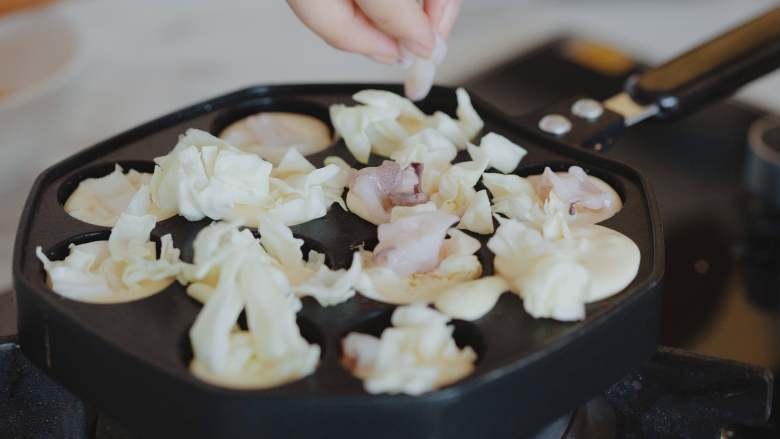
[12,6,780,439]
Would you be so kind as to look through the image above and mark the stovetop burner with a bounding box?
[2,37,778,438]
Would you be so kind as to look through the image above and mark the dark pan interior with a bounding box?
[13,84,663,439]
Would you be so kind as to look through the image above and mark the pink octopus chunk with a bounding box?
[537,166,612,213]
[349,161,428,223]
[373,211,458,276]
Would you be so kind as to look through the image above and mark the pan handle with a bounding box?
[629,5,780,119]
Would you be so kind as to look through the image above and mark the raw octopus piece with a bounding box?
[372,211,459,276]
[348,161,428,224]
[536,166,612,213]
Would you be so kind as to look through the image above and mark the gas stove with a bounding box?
[1,37,778,438]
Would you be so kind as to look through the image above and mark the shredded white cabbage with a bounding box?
[37,186,181,303]
[458,189,494,235]
[487,219,640,321]
[64,164,172,227]
[257,215,362,306]
[182,221,319,388]
[431,157,489,218]
[329,88,483,164]
[342,303,476,395]
[488,167,623,228]
[182,219,361,308]
[188,255,319,389]
[467,133,527,174]
[150,129,344,226]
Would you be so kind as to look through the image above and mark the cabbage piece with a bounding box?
[151,129,342,227]
[434,276,509,321]
[257,215,305,277]
[393,128,457,168]
[64,164,171,227]
[150,129,273,222]
[329,88,483,163]
[353,89,428,121]
[257,215,361,306]
[389,201,438,222]
[273,148,317,178]
[179,221,267,292]
[330,104,399,164]
[264,157,345,226]
[37,186,181,303]
[36,243,113,300]
[390,128,457,194]
[366,119,411,157]
[482,173,538,203]
[431,158,488,217]
[458,189,494,235]
[188,252,319,389]
[467,133,527,174]
[295,252,362,306]
[484,171,583,238]
[182,221,318,388]
[342,303,476,395]
[429,111,470,149]
[455,88,484,142]
[487,219,641,321]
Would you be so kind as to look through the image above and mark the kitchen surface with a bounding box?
[3,1,780,438]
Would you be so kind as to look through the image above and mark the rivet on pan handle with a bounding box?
[609,5,780,125]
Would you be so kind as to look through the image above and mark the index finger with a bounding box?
[287,0,402,63]
[354,0,436,58]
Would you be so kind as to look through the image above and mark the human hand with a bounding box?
[287,0,461,65]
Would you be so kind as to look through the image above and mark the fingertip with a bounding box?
[356,0,436,58]
[425,0,461,38]
[290,0,402,61]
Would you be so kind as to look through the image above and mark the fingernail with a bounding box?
[401,38,433,58]
[368,53,401,65]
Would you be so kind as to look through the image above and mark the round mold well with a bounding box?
[57,160,174,228]
[516,161,627,205]
[57,160,157,206]
[178,313,327,389]
[38,230,175,304]
[338,306,487,371]
[211,98,336,163]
